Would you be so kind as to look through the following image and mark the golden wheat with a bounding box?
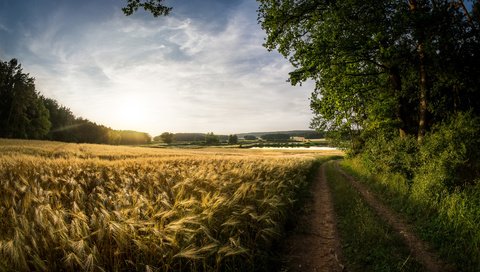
[0,139,335,271]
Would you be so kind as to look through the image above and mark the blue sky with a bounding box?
[0,0,314,135]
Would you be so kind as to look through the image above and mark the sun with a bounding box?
[112,95,151,128]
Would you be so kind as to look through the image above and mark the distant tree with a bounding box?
[205,132,219,145]
[0,58,51,139]
[174,133,206,142]
[305,131,325,139]
[160,132,174,144]
[108,130,121,145]
[42,97,77,142]
[228,134,238,145]
[218,135,229,142]
[71,118,106,144]
[117,130,151,145]
[260,134,290,141]
[244,135,257,140]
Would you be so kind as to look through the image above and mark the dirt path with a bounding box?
[333,162,456,272]
[280,163,344,272]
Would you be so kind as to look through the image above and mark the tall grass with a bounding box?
[341,158,480,271]
[0,140,326,271]
[325,162,423,271]
[348,113,480,271]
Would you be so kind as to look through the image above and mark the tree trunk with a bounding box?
[389,67,407,138]
[409,0,428,143]
[417,43,427,143]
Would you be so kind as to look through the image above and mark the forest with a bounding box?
[0,59,151,145]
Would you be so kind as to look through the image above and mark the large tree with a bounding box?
[0,59,51,139]
[257,0,480,145]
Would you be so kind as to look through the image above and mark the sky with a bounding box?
[0,0,315,135]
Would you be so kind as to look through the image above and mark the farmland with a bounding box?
[0,139,341,271]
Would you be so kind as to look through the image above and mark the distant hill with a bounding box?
[170,133,230,142]
[153,130,325,142]
[237,130,325,139]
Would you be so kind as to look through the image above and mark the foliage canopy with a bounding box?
[258,0,480,147]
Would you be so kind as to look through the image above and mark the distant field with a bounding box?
[0,139,341,271]
[0,138,343,160]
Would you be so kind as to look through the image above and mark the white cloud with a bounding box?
[20,1,314,135]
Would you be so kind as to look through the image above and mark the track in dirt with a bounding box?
[280,163,344,272]
[281,161,455,272]
[333,161,456,272]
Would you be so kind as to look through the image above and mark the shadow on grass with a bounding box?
[340,158,479,272]
[325,161,424,272]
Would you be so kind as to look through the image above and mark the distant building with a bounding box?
[291,136,309,142]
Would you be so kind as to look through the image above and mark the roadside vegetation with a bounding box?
[325,162,424,272]
[339,114,480,271]
[257,1,480,271]
[343,125,480,271]
[0,139,336,271]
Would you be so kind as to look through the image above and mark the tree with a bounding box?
[0,59,51,139]
[244,135,257,140]
[228,134,238,145]
[42,97,77,142]
[173,133,205,142]
[258,0,480,147]
[260,134,290,141]
[205,132,219,145]
[160,132,174,144]
[117,130,151,145]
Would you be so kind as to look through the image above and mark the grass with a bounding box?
[324,161,424,272]
[0,139,340,271]
[340,157,480,271]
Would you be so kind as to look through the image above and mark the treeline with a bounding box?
[259,0,480,146]
[153,131,325,144]
[259,0,480,175]
[153,132,235,145]
[0,58,151,145]
[258,0,480,192]
[238,130,325,140]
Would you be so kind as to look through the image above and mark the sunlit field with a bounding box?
[0,139,342,271]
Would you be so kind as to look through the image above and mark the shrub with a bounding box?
[360,133,418,181]
[413,112,480,199]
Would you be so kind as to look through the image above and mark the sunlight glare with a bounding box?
[112,95,151,129]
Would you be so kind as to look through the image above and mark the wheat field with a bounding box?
[0,139,340,271]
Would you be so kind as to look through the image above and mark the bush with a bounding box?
[360,134,418,181]
[350,112,480,270]
[413,112,480,199]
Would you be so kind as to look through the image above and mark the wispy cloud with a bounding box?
[0,23,10,33]
[15,0,314,134]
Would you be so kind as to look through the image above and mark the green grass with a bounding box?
[340,157,480,271]
[324,162,423,271]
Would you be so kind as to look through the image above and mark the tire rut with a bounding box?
[333,161,456,272]
[281,163,344,272]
